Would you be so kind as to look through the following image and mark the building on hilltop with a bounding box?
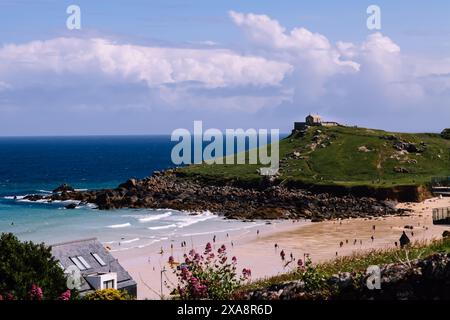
[51,238,137,297]
[294,114,340,132]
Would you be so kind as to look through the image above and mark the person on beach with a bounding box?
[371,235,374,242]
[339,241,343,248]
[213,235,216,243]
[400,231,411,248]
[280,250,285,261]
[372,225,376,231]
[354,239,357,245]
[257,230,260,236]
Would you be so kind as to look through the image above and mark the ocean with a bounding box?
[0,135,275,251]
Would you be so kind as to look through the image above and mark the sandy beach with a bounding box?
[113,197,450,299]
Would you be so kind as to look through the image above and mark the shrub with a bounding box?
[83,288,134,300]
[442,128,450,139]
[169,243,250,300]
[0,233,67,299]
[295,256,328,292]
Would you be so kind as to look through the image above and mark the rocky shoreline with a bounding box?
[24,170,406,220]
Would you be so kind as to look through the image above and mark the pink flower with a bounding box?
[0,294,3,300]
[242,268,252,278]
[232,256,237,264]
[29,284,43,300]
[204,242,212,253]
[168,256,175,264]
[218,244,226,254]
[58,290,71,301]
[297,259,303,267]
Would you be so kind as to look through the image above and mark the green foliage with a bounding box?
[295,257,327,292]
[0,233,67,300]
[83,288,134,300]
[442,128,450,140]
[180,126,450,187]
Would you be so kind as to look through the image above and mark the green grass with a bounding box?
[180,126,450,188]
[237,237,450,293]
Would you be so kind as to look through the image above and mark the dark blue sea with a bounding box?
[0,135,282,249]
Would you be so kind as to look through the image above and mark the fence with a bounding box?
[432,207,450,225]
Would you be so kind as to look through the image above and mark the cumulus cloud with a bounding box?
[0,10,449,134]
[0,37,292,89]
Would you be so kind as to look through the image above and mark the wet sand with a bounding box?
[113,197,450,299]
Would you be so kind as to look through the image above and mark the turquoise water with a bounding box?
[0,136,270,250]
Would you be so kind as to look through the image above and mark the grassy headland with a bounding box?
[180,126,450,200]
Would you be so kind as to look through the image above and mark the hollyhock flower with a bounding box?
[189,249,196,256]
[168,256,175,265]
[297,259,304,268]
[0,294,3,300]
[232,256,237,264]
[58,290,71,301]
[6,293,14,300]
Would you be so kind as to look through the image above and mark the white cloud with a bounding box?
[0,38,292,89]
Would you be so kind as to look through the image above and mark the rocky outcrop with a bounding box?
[23,170,403,220]
[53,184,75,193]
[241,253,450,300]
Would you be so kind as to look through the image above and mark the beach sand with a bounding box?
[112,197,450,299]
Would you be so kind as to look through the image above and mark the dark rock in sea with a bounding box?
[118,178,137,189]
[23,194,44,201]
[442,230,450,238]
[65,203,77,209]
[53,184,75,193]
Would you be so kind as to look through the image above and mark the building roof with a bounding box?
[307,114,321,121]
[51,238,136,293]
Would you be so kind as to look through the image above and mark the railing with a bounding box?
[431,176,450,187]
[432,207,450,225]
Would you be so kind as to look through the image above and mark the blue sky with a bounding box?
[0,0,449,135]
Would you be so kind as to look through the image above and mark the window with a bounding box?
[70,257,86,270]
[91,253,106,266]
[103,280,115,289]
[77,256,91,269]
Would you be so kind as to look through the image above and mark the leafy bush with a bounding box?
[169,243,251,300]
[295,256,328,292]
[0,233,67,299]
[442,128,450,140]
[83,288,134,300]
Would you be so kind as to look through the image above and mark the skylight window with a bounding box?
[91,253,106,266]
[77,256,91,269]
[70,257,86,270]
